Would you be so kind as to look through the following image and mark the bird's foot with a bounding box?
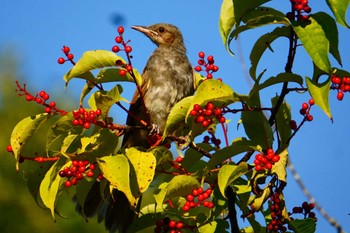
[149,123,160,136]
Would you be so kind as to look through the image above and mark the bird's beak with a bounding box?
[131,25,158,38]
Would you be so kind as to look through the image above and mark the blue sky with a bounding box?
[1,1,350,232]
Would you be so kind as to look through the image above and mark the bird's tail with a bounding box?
[75,181,136,233]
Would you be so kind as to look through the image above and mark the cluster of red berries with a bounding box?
[111,26,134,77]
[155,217,184,233]
[268,192,287,232]
[72,107,102,129]
[299,99,314,121]
[203,134,221,148]
[182,187,214,212]
[57,45,75,65]
[59,159,103,187]
[194,52,219,79]
[286,0,312,22]
[254,149,280,171]
[331,75,350,101]
[15,81,67,115]
[290,201,316,220]
[190,102,226,128]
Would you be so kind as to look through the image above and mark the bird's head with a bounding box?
[131,23,185,51]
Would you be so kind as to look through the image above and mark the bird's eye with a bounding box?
[158,27,165,33]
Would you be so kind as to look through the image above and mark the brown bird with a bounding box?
[76,23,194,233]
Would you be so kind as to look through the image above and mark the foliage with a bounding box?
[6,1,350,232]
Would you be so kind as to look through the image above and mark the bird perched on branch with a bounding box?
[77,23,194,233]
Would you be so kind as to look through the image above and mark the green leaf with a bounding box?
[207,137,260,169]
[96,68,142,85]
[198,219,230,233]
[64,50,126,83]
[292,17,331,73]
[11,113,50,170]
[219,0,235,47]
[46,113,84,155]
[271,149,288,182]
[250,73,303,97]
[242,91,273,148]
[163,96,193,137]
[250,26,291,80]
[218,163,249,198]
[306,77,332,120]
[88,84,127,118]
[125,148,157,195]
[165,175,200,200]
[97,155,136,207]
[289,218,317,233]
[229,7,290,45]
[271,96,292,149]
[249,185,272,212]
[219,0,270,50]
[326,0,350,28]
[39,158,68,220]
[312,12,342,66]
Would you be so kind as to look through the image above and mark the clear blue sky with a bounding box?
[1,1,349,233]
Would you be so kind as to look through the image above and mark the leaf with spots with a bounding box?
[10,113,51,170]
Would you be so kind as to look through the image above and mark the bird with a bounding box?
[76,23,195,233]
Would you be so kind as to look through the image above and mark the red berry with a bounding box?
[49,101,56,107]
[205,188,212,196]
[112,46,120,53]
[62,46,70,54]
[207,55,214,64]
[83,122,91,129]
[265,162,272,170]
[45,107,52,113]
[117,26,124,34]
[86,171,94,177]
[125,46,132,53]
[201,120,210,128]
[194,66,202,72]
[176,222,184,229]
[197,187,203,194]
[119,69,127,76]
[26,95,34,101]
[189,109,197,116]
[169,220,176,228]
[212,66,219,72]
[198,51,205,58]
[306,114,313,121]
[193,104,201,111]
[58,170,66,177]
[332,75,341,84]
[219,116,226,123]
[206,73,213,79]
[95,109,102,116]
[301,0,308,5]
[337,91,344,101]
[65,180,72,187]
[303,5,311,13]
[186,194,194,202]
[192,189,199,196]
[195,115,205,123]
[302,201,309,210]
[76,172,84,180]
[89,163,96,170]
[272,155,280,162]
[255,164,263,171]
[207,202,214,208]
[36,97,43,104]
[57,57,65,64]
[78,166,86,173]
[214,108,222,116]
[126,64,132,71]
[67,54,74,60]
[182,205,190,212]
[175,157,183,163]
[289,120,297,130]
[302,103,309,109]
[6,145,13,153]
[308,98,314,105]
[309,203,315,210]
[206,102,214,110]
[115,36,123,43]
[72,119,79,125]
